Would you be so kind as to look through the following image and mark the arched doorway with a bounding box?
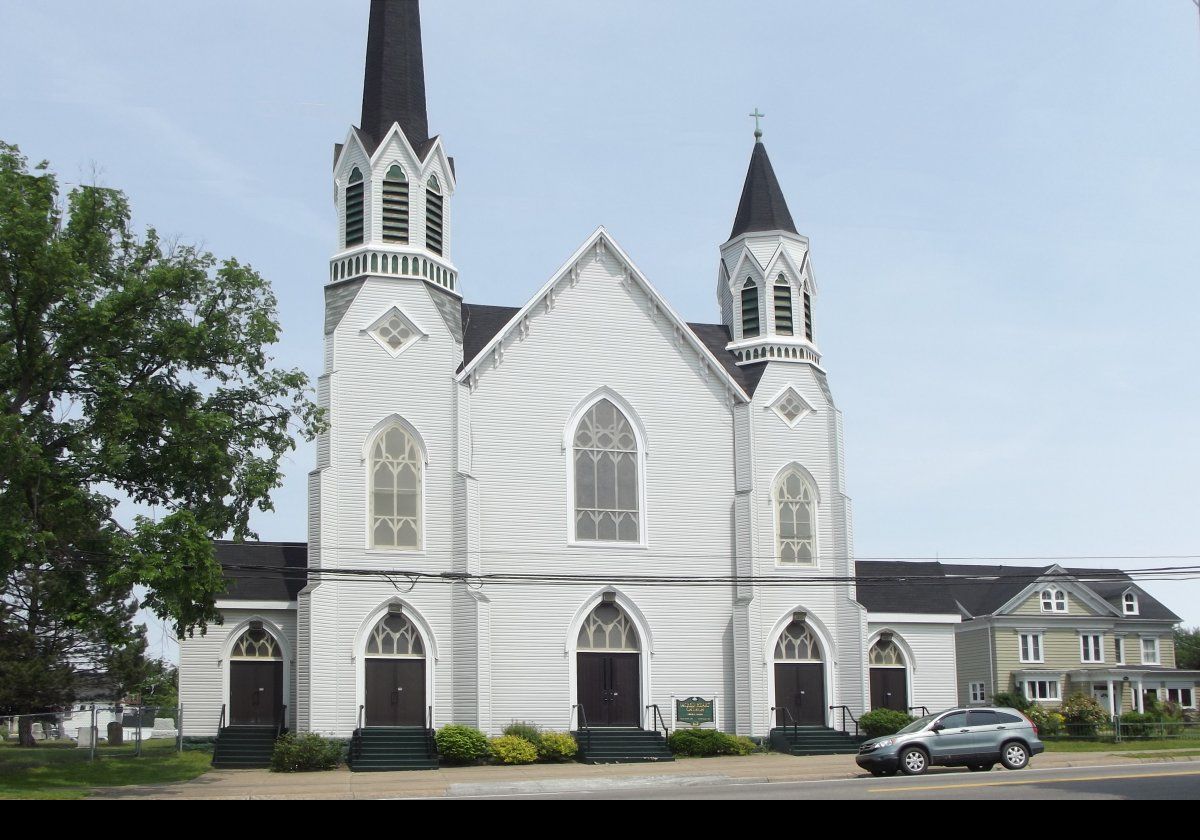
[363,610,427,727]
[228,624,284,726]
[869,636,909,712]
[773,619,826,726]
[576,601,641,726]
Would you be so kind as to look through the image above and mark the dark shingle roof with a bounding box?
[359,0,429,154]
[216,541,307,602]
[686,322,767,396]
[855,561,961,614]
[460,303,520,370]
[730,142,797,240]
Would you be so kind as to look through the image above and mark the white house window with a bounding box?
[1080,634,1104,664]
[1167,688,1195,708]
[573,399,640,543]
[370,424,423,550]
[969,682,987,704]
[774,621,822,661]
[231,626,281,660]
[1019,632,1044,664]
[1123,592,1139,615]
[775,468,817,566]
[366,612,425,657]
[1040,587,1068,613]
[1114,636,1125,665]
[1023,680,1060,701]
[770,388,814,428]
[1141,637,1160,665]
[577,602,639,652]
[741,279,760,338]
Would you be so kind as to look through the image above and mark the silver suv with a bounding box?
[855,707,1044,777]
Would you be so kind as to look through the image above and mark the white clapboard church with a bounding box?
[179,0,960,767]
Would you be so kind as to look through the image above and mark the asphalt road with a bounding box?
[443,761,1200,800]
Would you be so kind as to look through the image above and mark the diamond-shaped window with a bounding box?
[366,308,424,357]
[770,387,815,427]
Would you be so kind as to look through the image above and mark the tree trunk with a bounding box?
[18,716,36,748]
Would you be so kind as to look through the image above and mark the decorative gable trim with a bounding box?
[333,124,456,194]
[454,227,751,403]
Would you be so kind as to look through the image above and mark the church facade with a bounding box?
[178,0,962,740]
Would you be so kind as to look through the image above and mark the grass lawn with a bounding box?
[1044,739,1200,754]
[0,738,211,800]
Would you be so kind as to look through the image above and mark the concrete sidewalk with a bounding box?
[92,749,1200,800]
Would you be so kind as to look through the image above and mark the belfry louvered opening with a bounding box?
[774,275,793,336]
[425,175,443,256]
[382,164,409,244]
[803,290,813,341]
[345,167,365,247]
[741,279,760,339]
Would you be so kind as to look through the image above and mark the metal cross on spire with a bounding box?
[750,108,765,141]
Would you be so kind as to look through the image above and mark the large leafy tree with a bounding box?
[1175,627,1200,671]
[0,142,321,733]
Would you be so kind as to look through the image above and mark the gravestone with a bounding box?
[77,726,97,749]
[106,720,124,745]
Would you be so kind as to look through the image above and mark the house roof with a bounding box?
[359,0,429,154]
[215,541,308,602]
[460,303,521,371]
[729,141,798,240]
[855,561,962,614]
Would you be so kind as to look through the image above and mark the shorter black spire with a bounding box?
[729,141,797,240]
[361,0,429,152]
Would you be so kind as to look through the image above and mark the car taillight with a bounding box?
[1021,712,1038,737]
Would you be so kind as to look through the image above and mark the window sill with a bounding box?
[567,540,649,551]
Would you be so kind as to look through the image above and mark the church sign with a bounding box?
[675,697,716,727]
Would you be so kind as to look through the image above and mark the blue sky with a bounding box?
[3,1,1199,657]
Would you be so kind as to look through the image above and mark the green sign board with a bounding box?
[675,697,715,726]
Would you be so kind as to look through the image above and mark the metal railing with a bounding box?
[907,706,930,718]
[646,704,670,741]
[218,704,226,733]
[357,705,365,732]
[571,704,592,753]
[426,705,435,758]
[277,705,287,739]
[771,705,799,740]
[829,705,860,737]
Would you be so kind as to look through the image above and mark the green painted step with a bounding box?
[348,726,437,772]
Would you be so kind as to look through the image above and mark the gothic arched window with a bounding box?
[231,626,282,660]
[775,467,817,565]
[573,399,640,543]
[370,423,423,549]
[774,621,822,661]
[741,279,760,339]
[425,174,444,256]
[345,167,365,247]
[774,274,793,336]
[869,638,905,667]
[365,612,425,657]
[577,602,639,652]
[382,164,409,244]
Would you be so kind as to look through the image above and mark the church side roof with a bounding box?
[215,541,308,602]
[460,303,521,371]
[854,561,961,614]
[729,141,798,240]
[686,322,768,396]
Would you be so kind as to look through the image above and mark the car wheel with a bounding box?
[899,747,928,776]
[1000,742,1029,770]
[968,764,993,772]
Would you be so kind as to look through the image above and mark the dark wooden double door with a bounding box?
[774,663,826,726]
[577,652,640,727]
[870,667,909,712]
[229,661,284,726]
[365,659,426,727]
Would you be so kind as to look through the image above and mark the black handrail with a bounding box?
[277,705,287,739]
[218,704,226,733]
[829,705,859,737]
[426,706,435,759]
[357,704,365,732]
[646,704,670,741]
[907,706,930,718]
[571,704,592,754]
[771,705,799,741]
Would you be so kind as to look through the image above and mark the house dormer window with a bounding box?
[773,274,793,336]
[382,164,409,244]
[741,279,760,338]
[345,167,365,247]
[425,174,444,256]
[1041,587,1068,613]
[1123,592,1139,615]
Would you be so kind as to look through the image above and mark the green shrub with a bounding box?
[667,728,752,757]
[1060,694,1108,736]
[536,731,578,762]
[1026,706,1064,737]
[270,733,343,773]
[1120,711,1151,738]
[993,691,1032,712]
[859,709,913,738]
[489,735,538,765]
[502,722,543,749]
[435,725,489,765]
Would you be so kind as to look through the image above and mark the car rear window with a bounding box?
[968,710,999,726]
[995,712,1024,724]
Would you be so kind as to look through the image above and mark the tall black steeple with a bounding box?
[729,141,797,240]
[360,0,429,152]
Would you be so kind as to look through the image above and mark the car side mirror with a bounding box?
[931,723,944,733]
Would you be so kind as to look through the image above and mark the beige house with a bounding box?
[946,564,1197,716]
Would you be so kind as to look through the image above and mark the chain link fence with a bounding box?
[2,706,185,759]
